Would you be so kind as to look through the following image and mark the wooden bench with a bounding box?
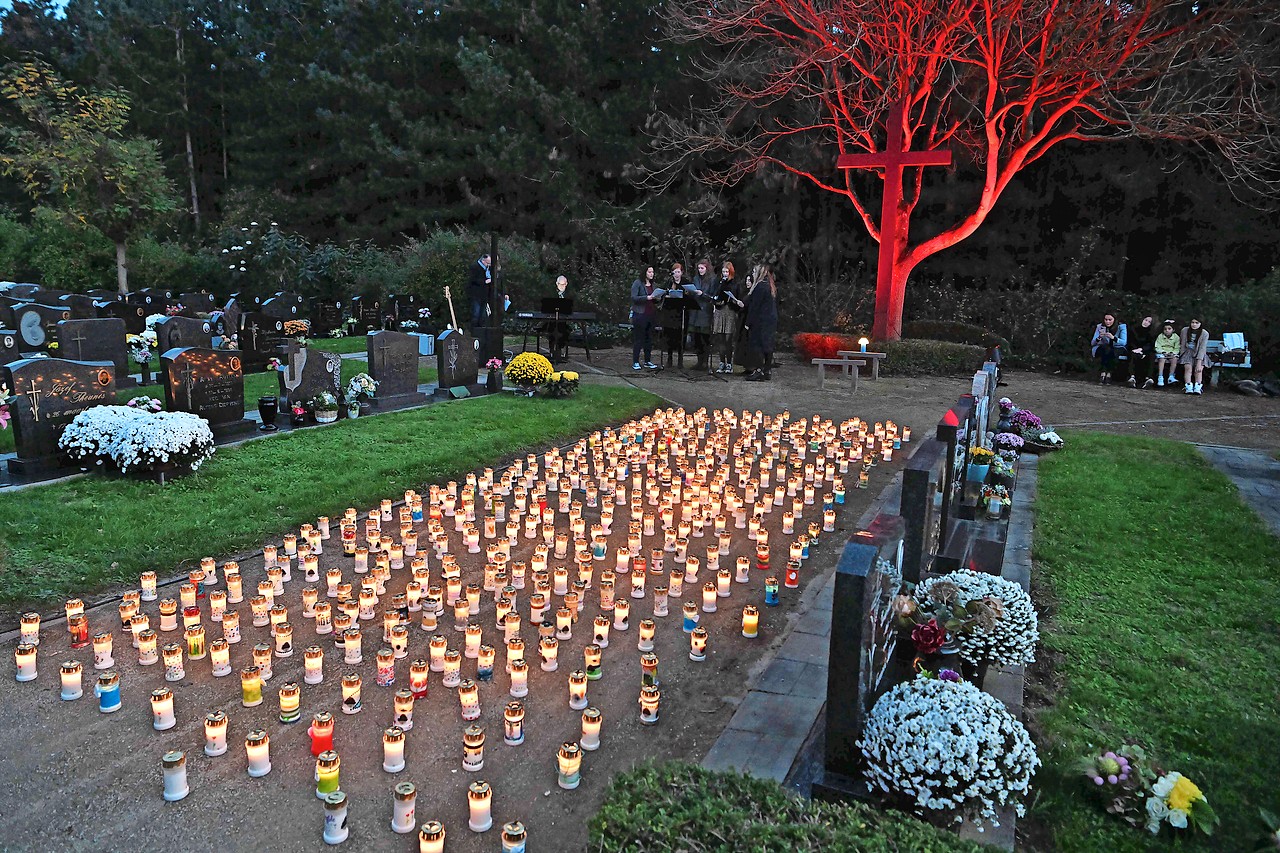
[811,357,865,391]
[836,350,887,380]
[1206,334,1251,388]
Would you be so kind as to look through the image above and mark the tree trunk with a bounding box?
[116,241,129,295]
[176,28,201,229]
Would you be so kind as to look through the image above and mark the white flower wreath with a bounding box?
[860,676,1040,828]
[916,569,1039,667]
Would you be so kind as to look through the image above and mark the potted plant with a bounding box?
[344,372,378,417]
[989,454,1015,487]
[504,352,554,396]
[914,570,1039,685]
[893,582,1001,673]
[543,370,579,398]
[967,446,996,483]
[312,391,339,423]
[980,483,1011,519]
[485,357,504,394]
[289,401,307,426]
[59,404,215,484]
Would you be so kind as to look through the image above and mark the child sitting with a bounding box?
[1153,320,1179,387]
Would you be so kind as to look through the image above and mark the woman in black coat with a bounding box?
[742,264,778,381]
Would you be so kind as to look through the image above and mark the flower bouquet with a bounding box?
[544,370,580,398]
[1146,772,1217,836]
[398,320,419,333]
[914,570,1039,674]
[345,373,378,404]
[1078,745,1219,837]
[328,328,347,339]
[312,391,339,423]
[284,319,310,337]
[504,352,553,395]
[485,357,504,393]
[980,483,1011,518]
[993,432,1024,453]
[860,675,1040,829]
[990,454,1015,486]
[290,401,307,425]
[266,357,284,372]
[894,581,1001,669]
[967,446,995,482]
[0,383,14,430]
[126,396,164,413]
[59,405,214,481]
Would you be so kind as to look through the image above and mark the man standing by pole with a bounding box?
[468,251,492,331]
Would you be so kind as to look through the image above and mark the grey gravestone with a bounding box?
[899,438,949,583]
[814,513,908,798]
[277,341,342,406]
[13,303,72,353]
[96,300,147,334]
[161,347,253,437]
[0,329,21,365]
[5,357,117,476]
[367,330,426,407]
[155,316,214,354]
[435,328,479,390]
[56,318,136,388]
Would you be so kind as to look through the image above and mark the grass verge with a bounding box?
[589,762,983,852]
[1027,432,1280,850]
[0,384,659,612]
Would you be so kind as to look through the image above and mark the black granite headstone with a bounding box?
[154,316,214,354]
[2,283,43,300]
[899,438,949,583]
[96,299,148,334]
[128,288,173,312]
[310,299,344,336]
[0,329,21,365]
[815,513,908,798]
[180,292,218,315]
[351,296,382,331]
[59,294,101,320]
[367,330,426,407]
[261,294,303,321]
[239,312,285,371]
[277,341,342,407]
[56,318,135,387]
[161,347,253,436]
[12,303,72,353]
[435,329,479,389]
[4,357,117,476]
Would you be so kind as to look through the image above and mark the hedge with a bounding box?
[792,333,985,376]
[588,762,983,852]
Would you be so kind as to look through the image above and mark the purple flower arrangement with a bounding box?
[1009,409,1043,433]
[994,432,1025,450]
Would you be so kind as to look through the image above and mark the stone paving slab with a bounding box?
[1196,444,1280,537]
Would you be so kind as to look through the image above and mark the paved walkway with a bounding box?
[1196,444,1280,536]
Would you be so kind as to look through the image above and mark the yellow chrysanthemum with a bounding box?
[563,371,579,381]
[550,372,562,381]
[505,352,554,385]
[1167,776,1203,812]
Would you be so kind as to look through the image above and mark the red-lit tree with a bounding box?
[655,0,1277,340]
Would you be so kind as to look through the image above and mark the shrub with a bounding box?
[902,320,1011,353]
[589,761,984,852]
[792,332,863,360]
[881,340,986,375]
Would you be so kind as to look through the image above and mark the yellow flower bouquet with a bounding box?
[545,370,580,398]
[504,352,554,389]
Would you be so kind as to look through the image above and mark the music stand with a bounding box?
[540,298,573,360]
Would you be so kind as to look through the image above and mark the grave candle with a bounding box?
[118,600,137,633]
[568,669,589,709]
[225,570,244,604]
[507,657,530,698]
[158,599,179,632]
[638,619,656,652]
[148,685,177,730]
[315,750,340,800]
[138,629,159,665]
[58,659,83,700]
[92,632,115,670]
[387,781,418,836]
[539,637,559,672]
[187,625,208,659]
[163,643,185,681]
[279,681,301,723]
[341,672,362,714]
[555,606,573,641]
[641,651,659,688]
[581,708,603,751]
[557,743,582,790]
[443,648,462,688]
[668,570,683,599]
[383,726,407,772]
[690,626,709,661]
[467,780,494,833]
[426,635,447,672]
[197,709,229,757]
[614,599,630,630]
[249,595,269,628]
[309,710,335,755]
[245,729,271,777]
[161,750,190,803]
[253,642,274,680]
[742,605,760,638]
[454,677,481,720]
[459,723,486,772]
[336,627,360,665]
[419,821,446,853]
[478,640,496,681]
[177,583,196,610]
[181,605,201,631]
[310,602,333,636]
[764,576,780,607]
[584,644,603,681]
[140,571,158,601]
[592,615,611,649]
[639,684,662,726]
[377,648,396,687]
[683,601,700,632]
[239,665,264,706]
[94,670,121,712]
[652,583,669,617]
[785,559,801,589]
[321,792,348,845]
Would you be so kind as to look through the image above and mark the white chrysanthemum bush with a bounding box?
[860,676,1040,828]
[59,405,215,475]
[916,569,1039,668]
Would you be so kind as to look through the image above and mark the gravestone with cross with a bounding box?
[276,340,342,407]
[56,318,136,388]
[435,328,479,392]
[239,312,286,372]
[12,303,72,354]
[351,295,382,331]
[95,299,147,335]
[310,299,345,337]
[161,347,254,437]
[154,316,214,354]
[4,357,117,477]
[367,330,426,408]
[813,512,912,801]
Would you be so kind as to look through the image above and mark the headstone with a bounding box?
[261,294,303,321]
[218,297,244,339]
[899,438,949,583]
[389,293,418,323]
[4,358,116,476]
[127,288,173,312]
[239,312,286,371]
[310,299,344,336]
[277,341,342,407]
[96,299,148,334]
[12,303,72,353]
[814,513,908,799]
[435,328,478,391]
[161,347,253,437]
[2,283,42,300]
[351,296,382,332]
[58,294,101,320]
[367,330,427,407]
[0,328,22,365]
[154,316,214,354]
[179,292,218,316]
[56,318,136,388]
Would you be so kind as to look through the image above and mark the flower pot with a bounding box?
[486,369,502,394]
[258,396,279,431]
[291,413,307,427]
[316,410,338,424]
[984,498,1004,520]
[965,463,990,483]
[346,403,360,419]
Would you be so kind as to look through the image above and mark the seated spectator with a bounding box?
[1090,312,1127,385]
[1126,315,1157,388]
[1179,318,1210,395]
[1153,320,1179,387]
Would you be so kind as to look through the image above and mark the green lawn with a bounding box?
[0,384,659,611]
[300,335,369,354]
[1029,432,1280,850]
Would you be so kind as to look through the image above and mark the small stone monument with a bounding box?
[277,341,342,407]
[161,347,254,438]
[367,330,426,408]
[4,357,116,476]
[56,318,135,388]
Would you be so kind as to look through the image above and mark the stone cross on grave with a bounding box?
[63,326,88,360]
[375,336,394,373]
[24,378,43,422]
[837,100,952,340]
[178,361,197,410]
[278,339,303,383]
